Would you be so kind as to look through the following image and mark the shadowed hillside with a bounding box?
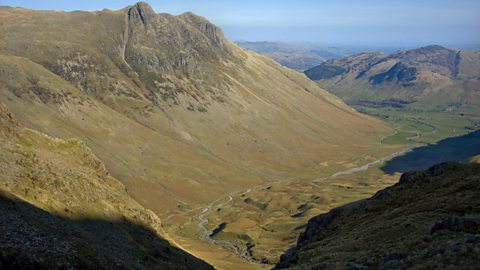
[276,162,480,269]
[0,192,213,270]
[0,103,212,269]
[381,130,480,174]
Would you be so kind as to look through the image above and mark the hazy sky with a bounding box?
[2,0,479,46]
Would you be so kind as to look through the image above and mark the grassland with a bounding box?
[161,143,406,268]
[356,107,480,145]
[0,5,393,215]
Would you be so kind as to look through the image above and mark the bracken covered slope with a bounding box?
[0,2,391,213]
[275,161,480,269]
[0,103,213,269]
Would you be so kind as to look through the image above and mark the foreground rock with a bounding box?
[276,162,480,269]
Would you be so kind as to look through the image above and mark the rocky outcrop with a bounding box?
[0,103,19,136]
[368,62,417,87]
[179,12,228,48]
[127,2,156,26]
[276,162,480,269]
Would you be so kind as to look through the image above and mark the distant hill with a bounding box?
[276,161,480,269]
[236,41,356,70]
[236,41,412,71]
[305,45,480,113]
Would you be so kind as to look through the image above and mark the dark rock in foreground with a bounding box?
[275,162,480,269]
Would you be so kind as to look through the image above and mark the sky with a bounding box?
[1,0,479,47]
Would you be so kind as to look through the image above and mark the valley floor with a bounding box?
[159,109,480,269]
[160,144,406,269]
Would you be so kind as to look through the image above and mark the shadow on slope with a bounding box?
[0,191,213,270]
[276,162,480,269]
[381,130,480,174]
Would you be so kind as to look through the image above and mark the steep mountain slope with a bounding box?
[0,2,391,215]
[276,161,480,269]
[305,45,480,113]
[0,103,213,269]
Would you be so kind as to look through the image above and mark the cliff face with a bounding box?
[276,162,480,269]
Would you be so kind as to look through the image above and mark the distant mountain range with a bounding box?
[305,45,480,114]
[235,41,425,71]
[235,41,355,70]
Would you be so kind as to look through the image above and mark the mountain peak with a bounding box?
[179,12,227,47]
[134,1,154,12]
[421,44,448,51]
[127,2,156,26]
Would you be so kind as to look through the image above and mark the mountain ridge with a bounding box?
[304,45,480,113]
[0,2,392,214]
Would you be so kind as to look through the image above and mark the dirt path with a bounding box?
[311,147,412,186]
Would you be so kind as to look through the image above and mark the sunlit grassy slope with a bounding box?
[0,3,392,216]
[0,3,399,269]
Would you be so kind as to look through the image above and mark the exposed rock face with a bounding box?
[127,2,156,26]
[386,45,459,78]
[276,162,480,269]
[369,62,417,87]
[179,12,227,48]
[0,103,19,136]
